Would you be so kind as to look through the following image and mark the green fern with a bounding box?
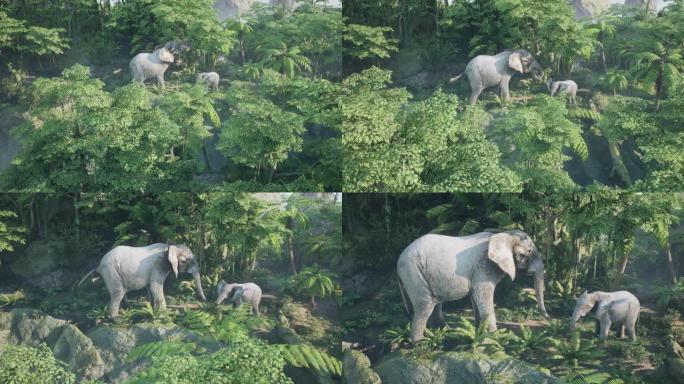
[126,340,196,362]
[277,344,341,377]
[569,131,589,161]
[175,309,216,331]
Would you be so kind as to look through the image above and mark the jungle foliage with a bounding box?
[343,192,684,382]
[0,0,341,191]
[342,0,684,192]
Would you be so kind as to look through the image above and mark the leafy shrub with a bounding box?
[551,332,603,369]
[447,317,511,358]
[381,323,412,350]
[286,267,337,305]
[126,338,294,384]
[0,343,75,384]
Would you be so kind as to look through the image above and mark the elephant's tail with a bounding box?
[398,277,412,317]
[448,73,462,84]
[74,268,99,290]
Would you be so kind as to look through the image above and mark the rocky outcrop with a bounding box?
[214,0,256,21]
[342,349,381,384]
[88,323,220,383]
[570,0,611,18]
[9,239,64,279]
[0,308,104,383]
[373,352,559,384]
[0,308,222,383]
[625,0,660,12]
[570,0,662,18]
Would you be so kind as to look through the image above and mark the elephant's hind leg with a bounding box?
[430,303,447,327]
[410,300,437,342]
[109,289,125,318]
[619,324,626,339]
[470,86,483,106]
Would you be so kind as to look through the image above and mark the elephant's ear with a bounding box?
[487,233,516,280]
[508,52,523,73]
[168,245,179,278]
[158,48,174,63]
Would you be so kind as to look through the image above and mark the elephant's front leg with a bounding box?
[156,74,165,89]
[149,281,167,312]
[599,314,612,342]
[500,80,511,101]
[471,282,497,332]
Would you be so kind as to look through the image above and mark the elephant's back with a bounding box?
[613,290,640,305]
[397,234,490,301]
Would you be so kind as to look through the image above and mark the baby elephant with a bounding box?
[196,72,220,91]
[570,290,640,341]
[548,79,578,105]
[216,281,262,316]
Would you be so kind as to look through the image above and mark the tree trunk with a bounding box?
[665,240,678,285]
[611,245,629,289]
[655,63,663,112]
[288,235,297,275]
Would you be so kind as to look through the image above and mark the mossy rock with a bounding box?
[342,349,381,384]
[9,239,65,278]
[373,351,559,384]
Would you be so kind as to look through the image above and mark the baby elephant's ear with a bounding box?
[508,52,523,73]
[488,233,516,281]
[168,245,179,278]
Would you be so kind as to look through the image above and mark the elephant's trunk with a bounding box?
[569,310,580,333]
[192,271,207,301]
[533,268,550,319]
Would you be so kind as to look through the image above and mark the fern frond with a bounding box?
[126,340,196,362]
[277,344,341,377]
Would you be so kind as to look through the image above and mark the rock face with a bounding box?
[342,349,382,384]
[373,352,560,384]
[570,0,612,18]
[570,0,662,18]
[0,308,104,383]
[214,0,256,21]
[88,323,220,383]
[625,0,660,12]
[0,308,220,383]
[9,239,64,279]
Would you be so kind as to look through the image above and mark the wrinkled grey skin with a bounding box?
[449,49,543,105]
[129,42,187,89]
[197,72,220,91]
[397,230,549,342]
[216,281,262,316]
[548,79,578,105]
[569,290,640,341]
[78,244,206,318]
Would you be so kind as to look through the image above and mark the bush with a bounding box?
[126,338,293,384]
[0,343,75,384]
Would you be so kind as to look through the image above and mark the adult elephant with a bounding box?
[77,243,207,318]
[129,42,187,89]
[449,49,543,105]
[397,230,550,341]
